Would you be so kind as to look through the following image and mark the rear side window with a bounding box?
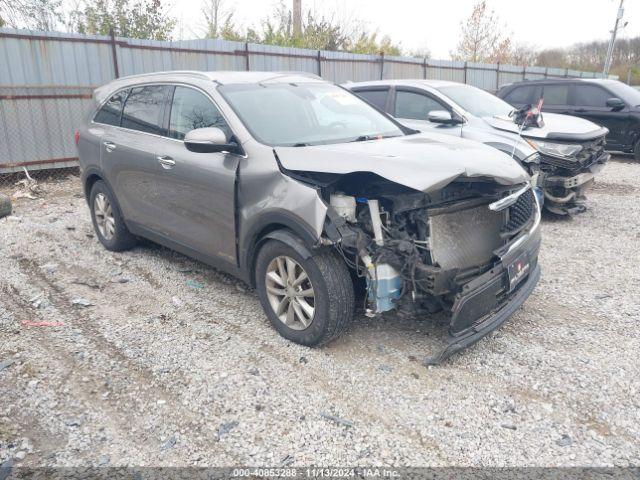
[571,85,610,108]
[542,84,570,106]
[168,87,230,140]
[354,89,388,110]
[121,85,169,135]
[94,90,127,126]
[395,90,445,120]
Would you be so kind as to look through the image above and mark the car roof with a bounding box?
[344,79,462,89]
[502,77,615,87]
[94,70,324,103]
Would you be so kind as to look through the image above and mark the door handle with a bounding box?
[157,155,175,169]
[103,141,116,153]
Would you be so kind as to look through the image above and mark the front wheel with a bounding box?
[255,238,355,346]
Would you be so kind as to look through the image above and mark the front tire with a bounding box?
[89,180,137,252]
[255,238,355,346]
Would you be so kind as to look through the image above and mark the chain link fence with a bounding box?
[0,85,90,198]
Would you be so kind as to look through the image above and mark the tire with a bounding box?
[89,180,137,252]
[634,141,640,162]
[0,193,11,219]
[255,238,355,347]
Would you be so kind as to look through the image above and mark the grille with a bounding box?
[540,136,607,172]
[502,188,535,235]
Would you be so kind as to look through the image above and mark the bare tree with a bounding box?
[1,0,62,30]
[201,0,236,39]
[451,0,511,63]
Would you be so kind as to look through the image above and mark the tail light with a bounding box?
[74,130,80,145]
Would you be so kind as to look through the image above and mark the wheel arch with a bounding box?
[241,213,319,288]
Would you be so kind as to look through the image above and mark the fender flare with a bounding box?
[241,214,320,286]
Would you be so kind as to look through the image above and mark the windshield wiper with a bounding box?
[349,134,400,143]
[292,142,310,147]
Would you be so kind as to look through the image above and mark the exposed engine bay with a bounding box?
[290,171,540,340]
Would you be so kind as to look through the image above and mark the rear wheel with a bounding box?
[255,238,354,346]
[89,180,137,251]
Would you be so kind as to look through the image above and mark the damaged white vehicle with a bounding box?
[345,80,610,215]
[77,71,541,363]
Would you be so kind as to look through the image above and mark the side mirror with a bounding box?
[606,97,625,110]
[184,127,239,153]
[428,110,462,125]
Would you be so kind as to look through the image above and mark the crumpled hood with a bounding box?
[275,132,529,193]
[484,112,608,140]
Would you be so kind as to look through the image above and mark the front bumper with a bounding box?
[424,220,542,365]
[540,151,609,215]
[425,262,541,365]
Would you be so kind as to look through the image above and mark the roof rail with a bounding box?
[116,70,212,81]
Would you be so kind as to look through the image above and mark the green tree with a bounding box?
[1,0,62,30]
[69,0,175,40]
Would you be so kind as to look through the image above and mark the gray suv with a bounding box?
[77,71,541,363]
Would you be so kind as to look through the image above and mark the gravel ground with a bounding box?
[0,157,639,468]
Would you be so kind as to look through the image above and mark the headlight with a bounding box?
[526,139,582,159]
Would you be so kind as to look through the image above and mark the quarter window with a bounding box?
[355,89,388,110]
[121,85,169,135]
[394,90,445,120]
[94,90,127,126]
[168,87,230,140]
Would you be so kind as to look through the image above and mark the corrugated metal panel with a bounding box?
[248,43,318,74]
[0,86,92,172]
[0,28,114,85]
[426,59,465,83]
[321,50,380,84]
[466,61,499,91]
[384,55,423,79]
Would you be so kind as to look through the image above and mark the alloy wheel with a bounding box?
[94,192,115,240]
[265,255,315,330]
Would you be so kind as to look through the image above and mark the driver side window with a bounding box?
[168,86,230,140]
[394,90,445,120]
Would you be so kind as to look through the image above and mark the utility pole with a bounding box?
[603,0,625,77]
[293,0,302,36]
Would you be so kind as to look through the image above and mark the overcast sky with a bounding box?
[171,0,639,58]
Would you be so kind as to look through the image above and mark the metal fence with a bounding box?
[0,27,607,178]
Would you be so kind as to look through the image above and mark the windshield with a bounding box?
[604,81,640,107]
[437,84,514,118]
[219,82,403,146]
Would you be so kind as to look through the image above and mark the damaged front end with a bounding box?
[526,135,610,215]
[302,171,542,363]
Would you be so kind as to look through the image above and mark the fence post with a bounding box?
[317,50,322,77]
[565,68,569,78]
[545,67,548,79]
[522,66,526,81]
[463,61,467,84]
[422,57,427,79]
[109,28,119,79]
[495,62,500,91]
[379,52,385,80]
[244,42,250,71]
